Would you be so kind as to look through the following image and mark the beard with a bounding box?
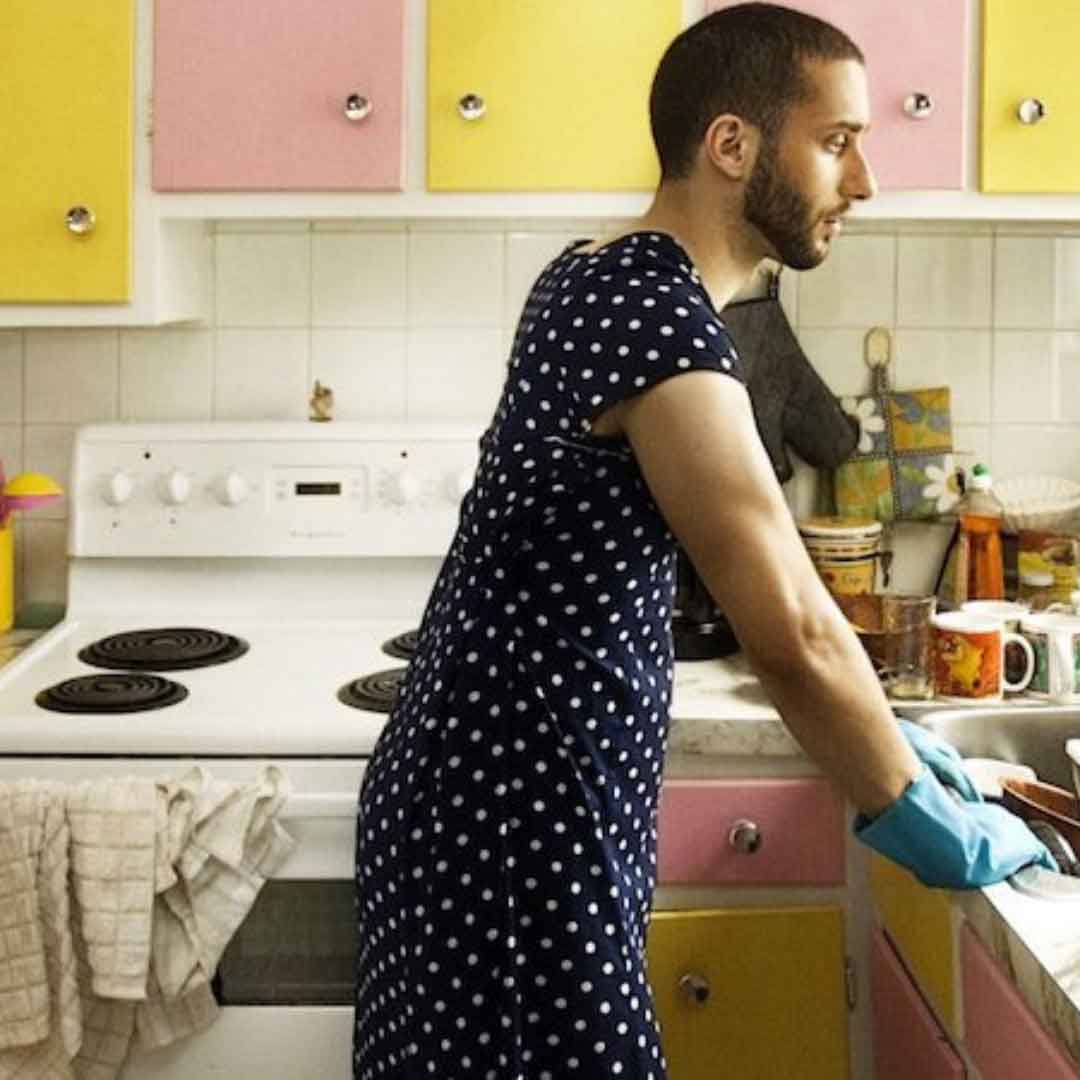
[743,141,828,271]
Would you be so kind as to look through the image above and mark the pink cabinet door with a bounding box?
[706,1,968,189]
[153,0,405,191]
[962,926,1080,1079]
[870,929,965,1080]
[656,778,845,886]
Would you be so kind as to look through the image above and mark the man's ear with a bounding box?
[701,114,758,180]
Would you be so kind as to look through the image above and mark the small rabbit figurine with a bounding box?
[309,380,334,422]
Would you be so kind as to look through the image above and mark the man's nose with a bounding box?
[844,147,877,202]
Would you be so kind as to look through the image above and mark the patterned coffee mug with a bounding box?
[1020,611,1080,703]
[931,612,1035,702]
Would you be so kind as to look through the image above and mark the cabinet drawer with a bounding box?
[962,926,1079,1079]
[657,779,845,885]
[870,929,964,1079]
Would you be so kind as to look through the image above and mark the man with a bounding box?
[588,2,1054,886]
[353,6,1054,1079]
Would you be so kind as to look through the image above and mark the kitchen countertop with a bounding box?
[3,635,1076,1061]
[961,883,1080,1065]
[0,627,43,669]
[675,653,1080,1067]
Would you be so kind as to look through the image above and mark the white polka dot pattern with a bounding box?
[354,233,743,1078]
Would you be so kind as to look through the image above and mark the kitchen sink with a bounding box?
[916,707,1080,791]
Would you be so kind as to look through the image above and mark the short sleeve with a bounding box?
[548,240,746,435]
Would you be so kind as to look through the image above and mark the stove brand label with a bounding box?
[289,529,347,540]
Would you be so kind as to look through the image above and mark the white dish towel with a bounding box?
[0,766,294,1080]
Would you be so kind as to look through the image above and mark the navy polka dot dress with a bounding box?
[354,232,744,1079]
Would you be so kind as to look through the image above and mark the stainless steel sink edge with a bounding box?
[910,706,1080,793]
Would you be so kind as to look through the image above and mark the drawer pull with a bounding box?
[65,206,96,236]
[458,93,486,121]
[678,972,711,1006]
[728,818,762,855]
[903,92,934,120]
[1018,97,1047,125]
[344,93,373,122]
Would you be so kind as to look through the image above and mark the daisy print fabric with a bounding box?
[353,232,743,1080]
[835,385,955,522]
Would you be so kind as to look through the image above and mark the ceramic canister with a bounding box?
[797,516,883,598]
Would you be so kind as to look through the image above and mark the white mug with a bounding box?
[961,600,1029,633]
[1020,611,1080,703]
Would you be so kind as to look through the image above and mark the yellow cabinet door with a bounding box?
[0,1,133,301]
[981,1,1080,192]
[647,906,850,1080]
[869,853,957,1037]
[428,0,680,191]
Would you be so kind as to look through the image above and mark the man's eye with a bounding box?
[827,135,849,153]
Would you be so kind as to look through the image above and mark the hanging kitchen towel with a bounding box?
[0,781,81,1079]
[722,268,858,483]
[832,327,956,522]
[134,764,294,1052]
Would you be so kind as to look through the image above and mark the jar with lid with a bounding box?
[796,516,886,598]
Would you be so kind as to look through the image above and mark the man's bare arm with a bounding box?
[614,370,920,816]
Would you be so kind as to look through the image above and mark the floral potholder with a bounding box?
[832,329,957,522]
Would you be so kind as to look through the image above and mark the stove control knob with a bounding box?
[214,470,250,507]
[389,470,422,507]
[158,469,192,506]
[103,470,135,506]
[446,468,473,503]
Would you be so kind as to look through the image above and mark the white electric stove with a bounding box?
[0,420,481,1080]
[0,420,479,755]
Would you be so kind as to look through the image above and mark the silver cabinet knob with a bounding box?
[1018,97,1047,125]
[457,93,486,121]
[678,973,711,1006]
[728,818,762,855]
[903,92,934,119]
[65,206,96,236]
[344,93,373,122]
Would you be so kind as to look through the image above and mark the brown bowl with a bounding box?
[1000,778,1080,854]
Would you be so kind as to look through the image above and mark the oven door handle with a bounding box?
[280,792,357,820]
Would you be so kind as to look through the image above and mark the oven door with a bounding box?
[1,758,364,1080]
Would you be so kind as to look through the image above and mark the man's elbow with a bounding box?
[738,598,844,688]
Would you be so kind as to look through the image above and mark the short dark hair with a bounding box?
[649,3,864,180]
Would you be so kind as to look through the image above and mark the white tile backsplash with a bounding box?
[25,331,118,423]
[213,329,309,419]
[892,329,992,424]
[406,328,504,420]
[796,234,895,327]
[215,233,311,327]
[0,334,22,423]
[0,425,21,478]
[22,426,75,521]
[311,329,408,419]
[407,232,504,327]
[120,330,213,420]
[897,235,992,328]
[992,331,1055,423]
[10,219,1080,611]
[311,231,407,327]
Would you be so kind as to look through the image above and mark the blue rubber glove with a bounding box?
[855,766,1059,889]
[896,718,981,803]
